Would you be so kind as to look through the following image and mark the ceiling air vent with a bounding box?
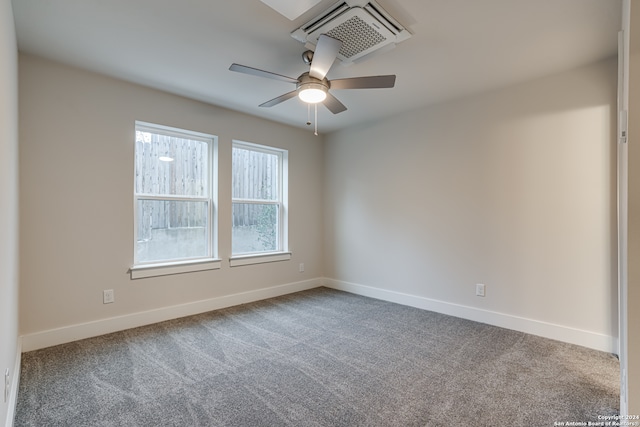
[291,0,412,64]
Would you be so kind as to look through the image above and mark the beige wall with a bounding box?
[325,58,618,347]
[0,0,19,424]
[627,0,640,415]
[18,54,324,338]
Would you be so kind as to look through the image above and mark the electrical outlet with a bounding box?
[4,368,9,403]
[299,263,305,273]
[103,289,115,304]
[476,283,486,297]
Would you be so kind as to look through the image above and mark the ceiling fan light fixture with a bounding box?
[298,83,327,103]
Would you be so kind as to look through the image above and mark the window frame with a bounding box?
[230,140,290,266]
[130,121,220,279]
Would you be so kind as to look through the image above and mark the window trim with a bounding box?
[132,121,218,277]
[230,140,289,263]
[229,252,292,267]
[130,258,222,279]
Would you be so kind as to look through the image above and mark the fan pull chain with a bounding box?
[305,103,319,136]
[314,104,318,136]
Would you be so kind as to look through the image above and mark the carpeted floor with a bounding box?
[15,287,619,426]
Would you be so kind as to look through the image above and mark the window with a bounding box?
[132,122,219,278]
[231,141,289,264]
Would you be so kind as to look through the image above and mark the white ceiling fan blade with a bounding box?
[323,92,347,114]
[330,75,396,90]
[259,90,298,108]
[229,64,299,84]
[309,35,342,81]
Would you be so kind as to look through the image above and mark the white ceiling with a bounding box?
[12,0,622,133]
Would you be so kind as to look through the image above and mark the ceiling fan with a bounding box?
[229,34,396,116]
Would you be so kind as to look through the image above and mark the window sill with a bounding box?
[130,258,222,279]
[229,252,291,267]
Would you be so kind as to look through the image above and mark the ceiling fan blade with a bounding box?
[309,35,342,81]
[259,90,298,108]
[323,92,347,114]
[229,63,298,84]
[329,75,396,90]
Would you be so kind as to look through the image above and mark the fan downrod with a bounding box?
[302,50,314,65]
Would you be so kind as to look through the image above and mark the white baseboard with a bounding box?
[20,277,616,354]
[5,338,21,427]
[324,278,617,354]
[21,279,323,352]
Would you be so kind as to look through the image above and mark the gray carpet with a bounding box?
[15,287,619,426]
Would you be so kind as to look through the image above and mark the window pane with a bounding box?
[135,131,209,197]
[232,203,279,254]
[232,147,278,200]
[136,200,209,263]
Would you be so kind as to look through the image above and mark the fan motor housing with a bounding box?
[296,72,330,91]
